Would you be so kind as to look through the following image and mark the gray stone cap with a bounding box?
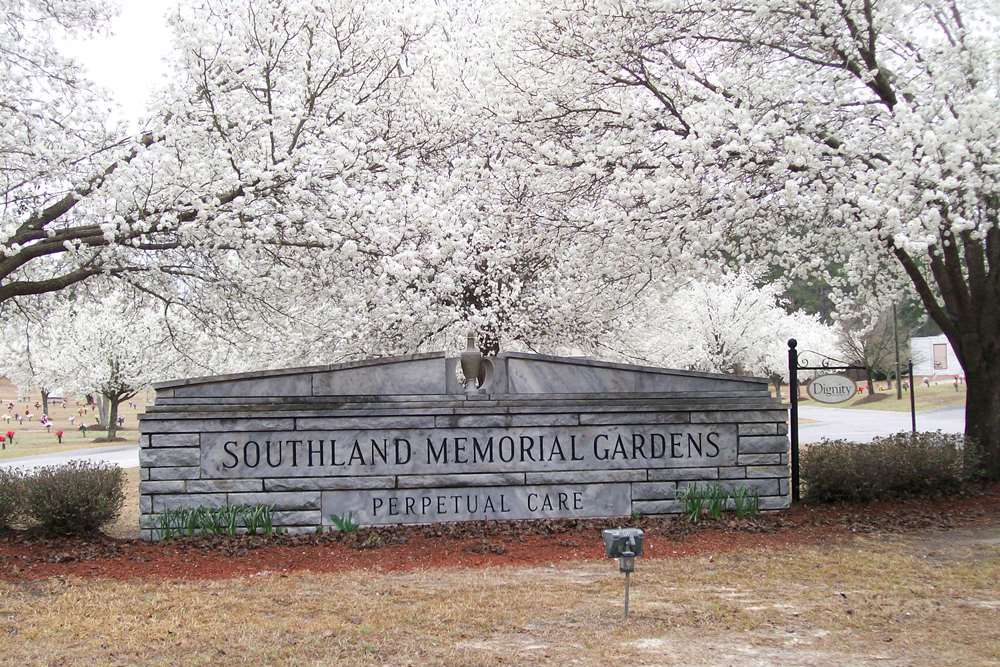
[151,351,445,390]
[140,395,784,419]
[149,350,772,404]
[153,351,769,390]
[502,352,770,385]
[149,389,771,406]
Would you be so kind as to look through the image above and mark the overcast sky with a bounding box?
[61,1,175,127]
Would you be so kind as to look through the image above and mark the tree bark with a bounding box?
[957,352,1000,478]
[96,394,109,429]
[770,374,782,400]
[893,233,999,478]
[106,395,121,441]
[40,389,49,417]
[865,370,876,398]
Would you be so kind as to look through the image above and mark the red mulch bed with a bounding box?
[2,483,997,581]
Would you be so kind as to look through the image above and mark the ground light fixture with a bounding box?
[602,527,644,619]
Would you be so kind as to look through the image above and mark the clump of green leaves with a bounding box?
[679,483,760,523]
[243,503,274,535]
[730,486,760,518]
[329,512,359,533]
[705,484,728,520]
[679,484,707,523]
[156,504,275,540]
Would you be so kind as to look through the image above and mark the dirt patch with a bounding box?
[0,526,996,666]
[1,482,997,581]
[892,523,1000,563]
[103,466,140,539]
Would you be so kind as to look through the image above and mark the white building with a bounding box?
[910,334,964,379]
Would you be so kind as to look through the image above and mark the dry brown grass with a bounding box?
[103,466,140,539]
[797,382,966,412]
[0,524,997,666]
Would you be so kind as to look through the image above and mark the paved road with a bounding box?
[0,443,139,471]
[799,406,965,443]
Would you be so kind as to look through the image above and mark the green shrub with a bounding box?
[801,432,977,503]
[0,468,22,528]
[21,461,126,534]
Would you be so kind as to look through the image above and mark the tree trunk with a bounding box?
[865,370,876,397]
[40,389,49,417]
[892,229,999,479]
[106,395,120,441]
[96,394,109,428]
[962,359,1000,478]
[770,374,783,400]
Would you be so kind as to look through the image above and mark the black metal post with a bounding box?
[788,339,800,503]
[908,359,917,434]
[893,302,902,400]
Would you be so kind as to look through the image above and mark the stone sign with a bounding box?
[138,352,790,538]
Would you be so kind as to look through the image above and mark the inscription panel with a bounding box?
[201,424,738,478]
[322,483,631,526]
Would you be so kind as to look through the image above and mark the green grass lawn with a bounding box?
[0,379,148,461]
[798,381,966,412]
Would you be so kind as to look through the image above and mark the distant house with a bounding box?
[910,335,964,378]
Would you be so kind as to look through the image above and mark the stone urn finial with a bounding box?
[460,331,482,393]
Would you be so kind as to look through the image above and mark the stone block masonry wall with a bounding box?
[138,402,789,540]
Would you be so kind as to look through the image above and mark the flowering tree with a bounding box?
[119,0,663,362]
[0,0,444,307]
[0,315,62,416]
[20,291,178,440]
[625,272,839,395]
[1,0,647,363]
[5,0,997,475]
[508,0,999,475]
[0,0,132,301]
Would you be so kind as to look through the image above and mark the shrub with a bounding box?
[0,468,22,528]
[21,461,126,534]
[801,431,977,503]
